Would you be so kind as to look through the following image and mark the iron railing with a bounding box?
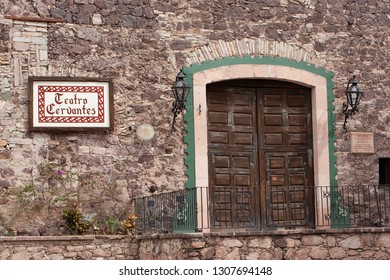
[133,185,390,234]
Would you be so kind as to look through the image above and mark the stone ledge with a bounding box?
[204,227,390,237]
[0,235,95,242]
[135,227,390,239]
[2,228,390,242]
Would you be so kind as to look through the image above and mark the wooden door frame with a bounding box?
[182,58,336,231]
[206,83,315,229]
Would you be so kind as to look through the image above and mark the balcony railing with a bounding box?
[133,185,390,235]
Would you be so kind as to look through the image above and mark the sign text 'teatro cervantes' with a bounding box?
[28,77,114,131]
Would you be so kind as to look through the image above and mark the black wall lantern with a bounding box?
[171,69,190,131]
[342,75,364,132]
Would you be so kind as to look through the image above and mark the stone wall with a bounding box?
[1,229,390,260]
[0,235,138,260]
[138,228,390,260]
[0,1,390,235]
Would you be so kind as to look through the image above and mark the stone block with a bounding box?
[326,236,336,247]
[93,248,109,257]
[66,245,84,252]
[360,250,374,259]
[11,252,32,260]
[32,252,46,260]
[0,248,11,259]
[39,49,48,61]
[329,247,346,259]
[13,42,29,51]
[245,252,259,260]
[78,145,90,153]
[92,147,106,155]
[308,247,328,260]
[285,248,297,260]
[200,247,215,260]
[221,238,243,248]
[63,252,78,259]
[31,37,48,45]
[49,254,65,260]
[258,251,273,260]
[302,235,324,246]
[373,251,389,260]
[78,251,93,259]
[225,248,241,260]
[92,14,102,25]
[13,37,31,43]
[248,237,272,248]
[191,241,206,249]
[377,233,390,248]
[339,236,362,249]
[14,246,27,253]
[47,245,64,254]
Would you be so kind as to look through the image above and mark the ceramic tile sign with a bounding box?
[350,132,375,154]
[28,77,113,131]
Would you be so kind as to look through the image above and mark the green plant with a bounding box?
[16,182,39,204]
[62,203,92,234]
[106,217,121,234]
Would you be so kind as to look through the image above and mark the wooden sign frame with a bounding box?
[28,77,114,132]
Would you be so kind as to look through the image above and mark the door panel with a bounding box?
[208,86,259,228]
[265,151,312,228]
[207,81,314,230]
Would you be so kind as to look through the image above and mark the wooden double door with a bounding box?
[207,80,314,229]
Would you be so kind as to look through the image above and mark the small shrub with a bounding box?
[62,203,91,235]
[106,217,121,234]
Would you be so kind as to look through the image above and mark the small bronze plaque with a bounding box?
[350,132,375,154]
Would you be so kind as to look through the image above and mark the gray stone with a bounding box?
[327,236,336,247]
[246,252,259,260]
[35,0,50,17]
[309,247,328,260]
[200,247,215,260]
[302,235,324,246]
[93,249,110,258]
[49,7,66,18]
[248,237,272,248]
[225,248,241,260]
[92,14,103,25]
[0,180,11,188]
[13,42,29,51]
[94,0,106,9]
[11,252,32,260]
[377,233,390,248]
[222,239,243,248]
[81,4,97,14]
[373,251,389,260]
[285,248,297,260]
[329,247,346,259]
[258,251,273,260]
[170,39,191,50]
[339,236,362,249]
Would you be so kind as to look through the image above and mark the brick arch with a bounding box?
[184,38,324,69]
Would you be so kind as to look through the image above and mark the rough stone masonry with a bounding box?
[0,0,389,236]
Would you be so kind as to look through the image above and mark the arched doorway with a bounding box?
[207,79,314,229]
[182,58,336,231]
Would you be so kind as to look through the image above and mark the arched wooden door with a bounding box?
[207,79,314,230]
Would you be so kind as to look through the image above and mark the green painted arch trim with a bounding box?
[182,55,337,189]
